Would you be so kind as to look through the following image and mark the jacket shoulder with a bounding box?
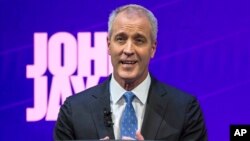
[152,78,195,103]
[66,79,109,105]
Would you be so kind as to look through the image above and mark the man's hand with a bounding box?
[136,130,144,140]
[121,136,136,140]
[121,130,144,140]
[100,136,110,140]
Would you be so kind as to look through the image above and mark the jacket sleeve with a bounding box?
[54,98,75,140]
[180,97,208,141]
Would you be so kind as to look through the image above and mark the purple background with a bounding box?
[0,0,249,140]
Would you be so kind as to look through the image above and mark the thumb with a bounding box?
[136,130,144,140]
[100,136,110,140]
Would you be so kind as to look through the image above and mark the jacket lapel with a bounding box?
[89,77,115,139]
[141,76,169,139]
[88,75,170,140]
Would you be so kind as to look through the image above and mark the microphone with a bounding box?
[103,108,113,127]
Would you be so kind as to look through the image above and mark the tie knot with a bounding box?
[123,91,135,104]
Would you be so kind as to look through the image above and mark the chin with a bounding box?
[118,71,138,81]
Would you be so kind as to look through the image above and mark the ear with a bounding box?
[150,41,157,58]
[107,36,111,55]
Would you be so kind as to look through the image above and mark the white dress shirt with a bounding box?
[109,73,151,139]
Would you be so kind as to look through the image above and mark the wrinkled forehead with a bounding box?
[113,10,152,32]
[112,12,152,35]
[110,8,154,41]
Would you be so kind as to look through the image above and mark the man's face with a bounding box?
[107,12,156,84]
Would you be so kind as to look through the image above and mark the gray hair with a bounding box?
[108,4,158,41]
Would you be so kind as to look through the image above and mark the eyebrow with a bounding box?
[133,33,147,39]
[114,32,127,37]
[113,32,148,42]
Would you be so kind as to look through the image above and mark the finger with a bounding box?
[136,130,144,140]
[122,136,136,140]
[100,136,110,140]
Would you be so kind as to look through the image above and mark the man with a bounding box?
[54,4,207,140]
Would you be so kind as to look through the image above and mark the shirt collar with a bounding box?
[110,73,151,105]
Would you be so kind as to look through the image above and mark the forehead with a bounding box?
[111,11,152,37]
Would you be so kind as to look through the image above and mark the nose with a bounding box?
[123,41,134,56]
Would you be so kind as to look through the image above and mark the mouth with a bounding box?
[120,60,137,65]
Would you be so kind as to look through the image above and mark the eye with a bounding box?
[135,37,145,44]
[116,36,123,41]
[115,35,126,44]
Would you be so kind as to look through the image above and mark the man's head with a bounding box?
[108,4,158,42]
[107,4,158,90]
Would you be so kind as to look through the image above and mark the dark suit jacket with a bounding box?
[54,76,207,140]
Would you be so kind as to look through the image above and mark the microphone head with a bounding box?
[103,108,113,127]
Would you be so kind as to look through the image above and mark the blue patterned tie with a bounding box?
[120,91,138,139]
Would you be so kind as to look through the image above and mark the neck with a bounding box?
[124,82,136,91]
[113,73,148,91]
